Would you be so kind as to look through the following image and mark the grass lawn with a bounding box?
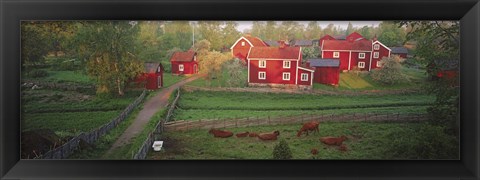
[148,121,450,160]
[45,70,94,85]
[188,68,248,88]
[163,73,186,88]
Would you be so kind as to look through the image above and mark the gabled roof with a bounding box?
[322,40,372,51]
[264,40,280,47]
[170,51,196,62]
[292,40,313,46]
[390,47,409,54]
[144,62,161,73]
[307,59,340,67]
[230,35,267,49]
[247,46,301,60]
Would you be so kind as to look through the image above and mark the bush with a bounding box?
[28,69,49,78]
[384,124,458,159]
[370,55,409,85]
[273,139,293,159]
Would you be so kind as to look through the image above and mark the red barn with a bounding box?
[390,47,409,59]
[133,62,164,90]
[170,50,199,75]
[307,59,340,86]
[230,35,268,63]
[247,42,314,89]
[319,34,336,47]
[320,32,391,71]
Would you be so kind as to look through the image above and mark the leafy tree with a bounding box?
[75,21,144,96]
[265,21,278,40]
[370,55,409,85]
[197,21,224,51]
[305,21,322,39]
[21,22,50,68]
[136,21,163,61]
[198,51,230,86]
[345,22,354,36]
[302,47,318,60]
[221,22,241,50]
[272,139,293,159]
[377,22,406,46]
[223,58,247,87]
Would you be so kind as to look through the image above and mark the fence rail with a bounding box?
[133,89,180,160]
[164,112,429,132]
[35,90,146,159]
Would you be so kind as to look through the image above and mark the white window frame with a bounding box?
[179,64,184,71]
[282,72,290,81]
[259,60,266,68]
[157,66,161,73]
[374,52,379,58]
[377,61,382,67]
[241,41,246,46]
[358,53,366,59]
[301,73,308,81]
[333,52,340,58]
[374,44,380,50]
[258,71,266,80]
[283,61,290,68]
[358,62,365,68]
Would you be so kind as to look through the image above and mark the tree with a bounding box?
[197,21,224,51]
[223,58,247,87]
[370,55,409,85]
[265,21,277,40]
[75,21,144,96]
[345,22,354,36]
[302,47,318,60]
[21,22,50,68]
[136,21,163,61]
[198,51,230,86]
[222,21,241,50]
[305,21,322,40]
[377,22,406,46]
[272,139,293,159]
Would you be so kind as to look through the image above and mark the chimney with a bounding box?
[373,34,378,41]
[278,40,287,48]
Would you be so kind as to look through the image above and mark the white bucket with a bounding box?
[152,141,164,151]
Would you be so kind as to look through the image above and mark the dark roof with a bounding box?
[333,35,346,40]
[391,47,409,54]
[307,59,340,67]
[264,40,279,47]
[170,50,196,62]
[292,40,313,46]
[144,62,161,73]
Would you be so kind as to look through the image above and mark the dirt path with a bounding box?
[104,75,202,156]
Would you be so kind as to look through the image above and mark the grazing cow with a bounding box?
[319,135,347,146]
[338,144,348,152]
[235,131,249,138]
[311,148,319,155]
[248,132,258,137]
[297,121,320,137]
[208,129,233,138]
[257,131,280,141]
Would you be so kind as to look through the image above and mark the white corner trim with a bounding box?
[298,66,315,72]
[348,51,352,70]
[247,58,250,83]
[230,36,254,50]
[373,40,392,51]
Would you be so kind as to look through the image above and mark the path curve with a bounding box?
[105,75,202,156]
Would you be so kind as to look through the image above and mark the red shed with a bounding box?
[230,35,268,63]
[134,62,164,90]
[247,42,314,89]
[307,59,340,86]
[170,50,199,75]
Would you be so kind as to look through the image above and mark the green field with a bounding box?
[148,121,457,160]
[45,70,94,85]
[188,68,248,88]
[174,90,433,120]
[163,73,186,87]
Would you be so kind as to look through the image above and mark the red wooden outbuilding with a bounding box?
[230,35,268,63]
[247,42,314,89]
[170,50,199,75]
[133,62,163,90]
[307,59,340,86]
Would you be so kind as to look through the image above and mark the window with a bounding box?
[374,52,379,58]
[374,44,380,50]
[157,66,161,73]
[241,41,245,46]
[258,72,266,79]
[282,72,290,80]
[179,64,184,71]
[358,62,365,68]
[358,53,365,59]
[301,73,308,81]
[283,61,290,68]
[377,61,382,67]
[333,52,340,58]
[259,60,266,68]
[194,55,197,61]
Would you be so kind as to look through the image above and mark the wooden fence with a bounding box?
[133,89,180,160]
[34,90,146,159]
[164,112,429,132]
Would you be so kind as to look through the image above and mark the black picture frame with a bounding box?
[1,0,479,179]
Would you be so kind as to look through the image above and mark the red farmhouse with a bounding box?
[320,32,391,71]
[170,50,199,75]
[134,62,164,90]
[307,59,340,86]
[247,42,314,89]
[230,35,268,63]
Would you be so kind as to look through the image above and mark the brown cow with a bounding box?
[248,132,258,137]
[208,129,233,138]
[257,131,280,141]
[235,131,249,138]
[319,135,347,146]
[297,121,320,137]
